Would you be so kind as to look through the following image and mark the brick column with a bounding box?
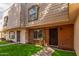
[44,28,49,46]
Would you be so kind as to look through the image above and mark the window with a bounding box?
[3,16,8,26]
[33,29,43,40]
[28,5,39,22]
[9,32,15,39]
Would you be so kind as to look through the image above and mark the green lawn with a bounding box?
[52,49,76,56]
[0,44,42,56]
[0,40,8,44]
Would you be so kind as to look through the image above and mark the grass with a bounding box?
[52,49,76,56]
[0,40,8,44]
[0,44,42,56]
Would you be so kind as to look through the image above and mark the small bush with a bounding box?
[0,38,6,41]
[6,40,15,43]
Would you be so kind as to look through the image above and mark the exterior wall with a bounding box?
[4,29,28,44]
[25,3,70,28]
[44,28,49,46]
[20,4,27,27]
[28,29,45,45]
[74,15,79,55]
[28,24,74,50]
[3,3,79,30]
[5,31,17,42]
[20,29,28,43]
[69,4,79,22]
[58,24,74,50]
[3,4,21,29]
[5,31,9,40]
[0,32,6,39]
[2,3,79,51]
[25,30,29,43]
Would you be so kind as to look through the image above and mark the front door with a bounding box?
[49,28,58,46]
[17,31,20,42]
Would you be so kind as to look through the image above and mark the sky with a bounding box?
[0,3,11,19]
[0,3,11,31]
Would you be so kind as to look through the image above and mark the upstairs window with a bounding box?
[28,5,39,22]
[3,16,8,26]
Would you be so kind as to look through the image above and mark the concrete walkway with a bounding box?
[32,47,55,56]
[0,43,15,46]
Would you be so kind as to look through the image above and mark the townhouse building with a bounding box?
[2,3,79,55]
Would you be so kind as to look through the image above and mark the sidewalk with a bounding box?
[32,47,55,56]
[0,43,15,46]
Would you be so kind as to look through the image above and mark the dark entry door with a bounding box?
[49,28,58,46]
[17,31,20,42]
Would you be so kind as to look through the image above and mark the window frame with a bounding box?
[32,29,44,40]
[3,16,8,26]
[28,5,39,22]
[9,31,15,39]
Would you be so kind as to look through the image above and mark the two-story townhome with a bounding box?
[2,3,79,55]
[3,3,27,43]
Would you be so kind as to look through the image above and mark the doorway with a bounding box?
[17,31,20,42]
[49,28,58,46]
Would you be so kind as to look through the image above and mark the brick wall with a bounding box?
[28,24,74,50]
[58,24,74,50]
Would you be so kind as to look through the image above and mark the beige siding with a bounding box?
[20,29,26,43]
[25,3,69,27]
[20,4,27,27]
[3,4,21,29]
[3,3,79,29]
[74,15,79,55]
[4,3,78,29]
[69,4,79,22]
